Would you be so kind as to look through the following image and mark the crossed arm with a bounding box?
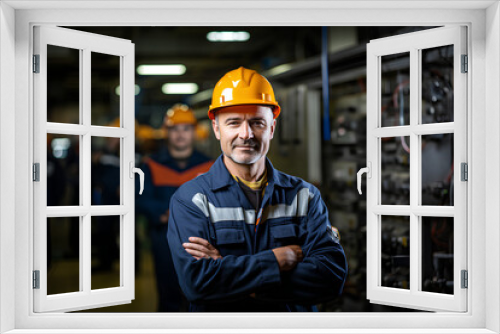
[183,237,304,272]
[167,192,347,304]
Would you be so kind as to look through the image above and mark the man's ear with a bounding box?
[269,118,277,139]
[212,118,221,140]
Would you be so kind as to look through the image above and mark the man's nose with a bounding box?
[238,122,254,139]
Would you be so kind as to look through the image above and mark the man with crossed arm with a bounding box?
[167,67,347,312]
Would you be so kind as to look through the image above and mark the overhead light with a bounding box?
[207,31,250,42]
[162,83,199,95]
[267,64,293,76]
[137,64,186,75]
[115,85,141,96]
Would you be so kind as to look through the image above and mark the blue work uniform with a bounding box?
[167,155,348,312]
[135,147,213,312]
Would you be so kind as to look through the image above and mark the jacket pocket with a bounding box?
[213,225,248,256]
[215,228,244,245]
[270,221,299,247]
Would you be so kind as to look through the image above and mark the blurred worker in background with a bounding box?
[136,104,213,312]
[167,67,347,312]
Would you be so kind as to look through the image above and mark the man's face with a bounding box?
[166,124,195,152]
[212,105,276,165]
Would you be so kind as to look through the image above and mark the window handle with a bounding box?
[130,161,144,195]
[357,162,371,195]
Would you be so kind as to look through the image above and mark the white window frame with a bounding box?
[1,1,499,333]
[366,26,468,312]
[33,25,136,312]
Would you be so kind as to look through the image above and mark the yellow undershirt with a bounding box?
[232,169,268,191]
[233,170,268,230]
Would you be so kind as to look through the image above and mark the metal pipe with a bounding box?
[321,26,331,141]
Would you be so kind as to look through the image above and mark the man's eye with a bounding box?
[252,121,265,127]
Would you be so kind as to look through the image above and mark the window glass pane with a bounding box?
[91,136,121,205]
[47,134,80,206]
[381,215,410,290]
[91,52,120,127]
[422,216,454,294]
[381,52,410,127]
[47,217,80,295]
[47,45,80,124]
[421,134,454,206]
[421,45,454,124]
[91,215,121,290]
[381,136,410,205]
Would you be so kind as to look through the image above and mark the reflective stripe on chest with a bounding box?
[191,188,314,225]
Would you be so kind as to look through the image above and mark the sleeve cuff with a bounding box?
[255,249,281,287]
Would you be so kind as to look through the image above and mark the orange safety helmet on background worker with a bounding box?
[207,67,281,120]
[166,103,198,127]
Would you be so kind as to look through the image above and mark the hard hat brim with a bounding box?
[208,102,280,120]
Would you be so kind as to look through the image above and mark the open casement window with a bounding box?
[363,26,467,312]
[33,26,138,312]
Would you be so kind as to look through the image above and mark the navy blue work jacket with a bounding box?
[167,155,348,312]
[135,147,212,227]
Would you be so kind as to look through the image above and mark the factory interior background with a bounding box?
[45,26,455,312]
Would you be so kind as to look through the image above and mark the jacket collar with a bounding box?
[209,154,293,191]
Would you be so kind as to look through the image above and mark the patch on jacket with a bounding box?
[327,225,340,243]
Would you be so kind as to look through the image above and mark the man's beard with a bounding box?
[226,139,261,165]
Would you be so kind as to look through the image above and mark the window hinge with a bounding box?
[461,162,468,181]
[461,54,468,73]
[461,270,468,289]
[33,163,40,182]
[33,270,40,289]
[33,54,40,73]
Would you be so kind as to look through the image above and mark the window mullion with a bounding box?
[82,214,91,293]
[46,206,89,217]
[410,213,419,294]
[81,47,92,295]
[46,123,87,135]
[409,47,420,295]
[372,125,412,137]
[372,205,411,215]
[413,123,454,135]
[82,47,91,207]
[89,126,130,138]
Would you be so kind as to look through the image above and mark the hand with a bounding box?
[272,245,303,272]
[183,237,222,260]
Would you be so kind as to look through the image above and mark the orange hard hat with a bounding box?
[165,104,197,127]
[208,67,280,120]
